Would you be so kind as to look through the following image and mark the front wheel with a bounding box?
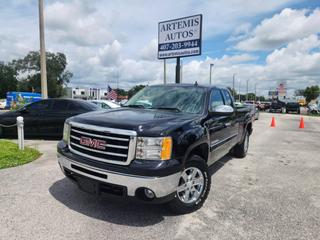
[168,155,211,214]
[233,130,250,158]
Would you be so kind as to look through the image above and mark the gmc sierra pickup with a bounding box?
[57,84,253,214]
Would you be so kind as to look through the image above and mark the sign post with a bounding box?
[158,14,202,84]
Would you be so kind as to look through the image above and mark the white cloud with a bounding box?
[213,54,259,66]
[46,0,113,46]
[178,35,320,94]
[1,0,319,96]
[236,8,320,51]
[96,40,122,66]
[265,35,320,83]
[227,23,252,42]
[139,39,158,61]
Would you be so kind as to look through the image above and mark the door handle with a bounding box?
[224,122,231,127]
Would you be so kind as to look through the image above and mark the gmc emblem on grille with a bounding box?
[79,136,106,150]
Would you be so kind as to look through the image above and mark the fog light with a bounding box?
[144,189,155,199]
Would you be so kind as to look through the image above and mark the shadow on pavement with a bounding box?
[49,178,169,227]
[49,155,232,226]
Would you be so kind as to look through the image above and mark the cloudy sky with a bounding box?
[0,0,319,96]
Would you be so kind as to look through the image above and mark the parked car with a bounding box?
[57,84,253,214]
[308,103,320,115]
[286,102,300,114]
[269,102,283,113]
[0,99,6,109]
[0,99,100,139]
[263,102,271,111]
[256,102,265,111]
[90,100,120,109]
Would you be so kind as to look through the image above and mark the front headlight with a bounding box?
[63,123,70,142]
[136,137,172,160]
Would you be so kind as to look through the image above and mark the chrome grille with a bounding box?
[68,122,137,165]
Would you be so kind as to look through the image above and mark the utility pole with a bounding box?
[175,57,181,84]
[246,79,249,101]
[180,59,183,83]
[232,73,236,99]
[209,63,214,85]
[38,0,48,99]
[238,79,241,101]
[254,83,257,103]
[163,59,166,84]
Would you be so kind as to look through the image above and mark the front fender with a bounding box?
[178,125,210,165]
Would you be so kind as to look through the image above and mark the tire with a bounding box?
[233,130,249,158]
[168,155,211,214]
[0,126,3,138]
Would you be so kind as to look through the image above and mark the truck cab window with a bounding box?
[27,100,51,111]
[221,90,233,106]
[209,89,224,110]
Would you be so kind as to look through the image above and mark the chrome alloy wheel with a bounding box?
[177,167,204,204]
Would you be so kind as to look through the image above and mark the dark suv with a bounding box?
[57,84,253,213]
[286,102,300,114]
[269,102,283,113]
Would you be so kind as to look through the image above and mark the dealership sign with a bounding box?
[158,14,202,59]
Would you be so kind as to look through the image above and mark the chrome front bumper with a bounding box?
[57,153,181,198]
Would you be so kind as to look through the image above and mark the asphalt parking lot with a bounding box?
[0,112,319,240]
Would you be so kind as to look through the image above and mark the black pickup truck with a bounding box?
[57,84,253,213]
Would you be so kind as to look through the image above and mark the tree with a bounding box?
[10,51,73,98]
[303,85,320,103]
[257,96,266,101]
[0,62,17,98]
[247,93,256,101]
[128,85,145,99]
[115,88,127,96]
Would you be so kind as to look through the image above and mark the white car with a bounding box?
[90,100,120,109]
[0,99,6,109]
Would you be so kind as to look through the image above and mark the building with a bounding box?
[71,88,102,100]
[65,87,127,102]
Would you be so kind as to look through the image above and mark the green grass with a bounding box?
[0,140,41,169]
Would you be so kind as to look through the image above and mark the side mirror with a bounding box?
[210,105,234,116]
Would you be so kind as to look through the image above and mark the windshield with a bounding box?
[125,85,206,114]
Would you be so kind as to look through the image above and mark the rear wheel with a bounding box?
[233,130,249,158]
[168,155,211,214]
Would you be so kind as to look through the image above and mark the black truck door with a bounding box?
[206,89,232,165]
[220,89,239,148]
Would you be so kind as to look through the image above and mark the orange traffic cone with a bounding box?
[270,117,276,127]
[299,117,305,129]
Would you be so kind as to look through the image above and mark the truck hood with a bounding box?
[69,108,201,136]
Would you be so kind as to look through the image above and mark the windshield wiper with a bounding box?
[150,107,181,112]
[124,104,145,109]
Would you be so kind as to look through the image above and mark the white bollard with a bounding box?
[16,116,24,150]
